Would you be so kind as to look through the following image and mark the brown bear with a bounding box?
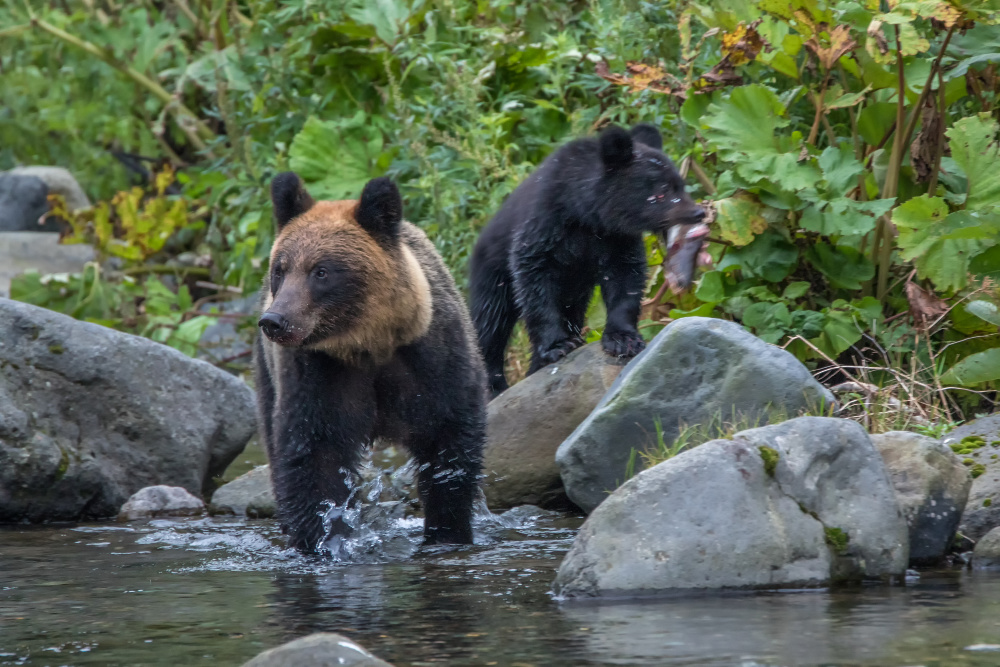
[254,173,487,554]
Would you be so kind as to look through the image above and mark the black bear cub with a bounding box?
[469,123,705,396]
[254,173,486,554]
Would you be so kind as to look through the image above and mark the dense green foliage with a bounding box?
[2,0,999,416]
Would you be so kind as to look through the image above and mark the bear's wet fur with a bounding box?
[469,123,705,396]
[254,173,486,553]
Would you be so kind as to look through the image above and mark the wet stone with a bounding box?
[241,632,394,667]
[556,317,836,514]
[973,527,1000,569]
[118,485,205,521]
[210,465,276,518]
[871,431,971,564]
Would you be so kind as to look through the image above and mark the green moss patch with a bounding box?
[825,527,850,554]
[984,498,992,508]
[952,436,987,455]
[759,446,780,477]
[971,464,987,479]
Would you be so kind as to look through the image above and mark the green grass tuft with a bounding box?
[824,527,850,554]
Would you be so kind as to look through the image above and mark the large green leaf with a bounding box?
[718,230,799,282]
[967,300,1000,327]
[288,113,387,201]
[346,0,416,45]
[947,113,1000,210]
[941,348,1000,386]
[805,243,875,289]
[742,301,791,344]
[714,193,767,246]
[857,102,897,146]
[818,145,863,194]
[894,195,992,291]
[701,84,788,160]
[800,197,894,236]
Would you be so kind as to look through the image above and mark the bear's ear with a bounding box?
[355,176,403,243]
[599,125,634,170]
[630,123,663,151]
[271,172,315,231]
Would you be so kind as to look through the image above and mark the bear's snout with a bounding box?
[667,202,707,227]
[258,311,290,342]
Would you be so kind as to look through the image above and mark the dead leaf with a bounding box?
[910,98,942,182]
[905,280,949,329]
[721,19,766,66]
[929,2,974,30]
[692,20,769,93]
[595,61,677,95]
[805,24,857,70]
[867,19,889,56]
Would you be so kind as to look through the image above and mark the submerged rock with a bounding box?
[118,485,205,520]
[481,343,624,510]
[972,527,1000,569]
[553,417,908,598]
[555,317,836,514]
[950,416,1000,540]
[241,633,394,667]
[0,298,256,523]
[209,465,276,518]
[871,431,971,564]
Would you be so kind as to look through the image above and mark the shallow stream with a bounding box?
[4,509,1000,667]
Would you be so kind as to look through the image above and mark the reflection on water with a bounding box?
[3,509,1000,666]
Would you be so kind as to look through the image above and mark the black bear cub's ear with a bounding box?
[599,125,635,170]
[630,123,663,151]
[355,176,403,243]
[271,172,315,231]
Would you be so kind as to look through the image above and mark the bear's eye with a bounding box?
[315,267,328,279]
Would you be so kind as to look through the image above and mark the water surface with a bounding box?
[3,512,1000,666]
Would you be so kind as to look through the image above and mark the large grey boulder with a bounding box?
[555,317,836,513]
[9,166,91,211]
[209,465,276,518]
[241,633,393,667]
[972,527,1000,569]
[871,431,971,563]
[0,298,256,522]
[553,417,908,598]
[118,485,205,520]
[482,344,625,510]
[949,415,1000,540]
[0,173,53,232]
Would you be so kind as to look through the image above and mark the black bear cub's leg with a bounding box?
[514,253,587,373]
[600,238,648,358]
[470,264,518,397]
[413,419,484,544]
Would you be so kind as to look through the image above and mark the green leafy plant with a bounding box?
[1,0,998,422]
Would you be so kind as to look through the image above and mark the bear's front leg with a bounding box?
[600,237,648,359]
[412,417,485,545]
[269,354,375,554]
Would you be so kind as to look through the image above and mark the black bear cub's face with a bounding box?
[597,123,705,234]
[259,174,402,348]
